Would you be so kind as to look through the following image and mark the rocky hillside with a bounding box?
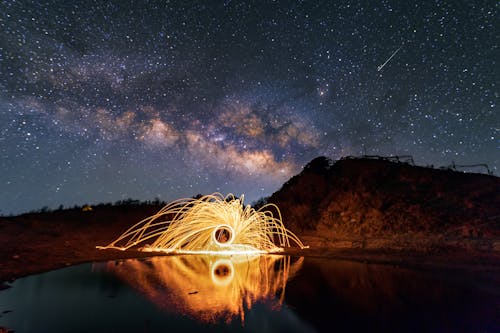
[269,156,500,251]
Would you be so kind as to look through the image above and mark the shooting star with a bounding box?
[377,46,402,72]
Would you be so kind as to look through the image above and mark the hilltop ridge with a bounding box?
[269,156,500,251]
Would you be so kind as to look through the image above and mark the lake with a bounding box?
[0,254,498,332]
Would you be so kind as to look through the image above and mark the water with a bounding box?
[0,255,498,333]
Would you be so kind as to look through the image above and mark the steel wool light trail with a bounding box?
[97,193,307,254]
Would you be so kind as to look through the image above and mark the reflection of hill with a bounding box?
[269,157,500,251]
[106,255,303,323]
[286,257,499,332]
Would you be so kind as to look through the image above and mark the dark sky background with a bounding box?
[0,0,498,214]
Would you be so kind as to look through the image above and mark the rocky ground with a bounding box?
[0,204,164,283]
[269,156,500,253]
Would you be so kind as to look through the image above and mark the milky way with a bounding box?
[0,1,498,214]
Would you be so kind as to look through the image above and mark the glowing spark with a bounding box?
[377,46,402,72]
[97,193,307,254]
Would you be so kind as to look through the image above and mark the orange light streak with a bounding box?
[97,193,307,254]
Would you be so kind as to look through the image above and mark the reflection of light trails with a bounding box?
[107,255,303,323]
[211,258,235,287]
[98,193,307,254]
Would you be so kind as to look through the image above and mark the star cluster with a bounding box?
[0,1,498,214]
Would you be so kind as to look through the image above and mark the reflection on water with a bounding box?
[0,255,498,332]
[106,255,303,323]
[285,258,500,332]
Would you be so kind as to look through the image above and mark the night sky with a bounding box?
[0,1,498,215]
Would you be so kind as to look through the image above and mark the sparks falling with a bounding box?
[97,193,307,254]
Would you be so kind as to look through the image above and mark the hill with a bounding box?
[268,156,500,252]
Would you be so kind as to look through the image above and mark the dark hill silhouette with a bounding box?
[269,156,500,251]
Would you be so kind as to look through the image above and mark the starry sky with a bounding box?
[0,1,498,215]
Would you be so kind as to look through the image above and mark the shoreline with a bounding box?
[1,207,499,284]
[2,245,499,286]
